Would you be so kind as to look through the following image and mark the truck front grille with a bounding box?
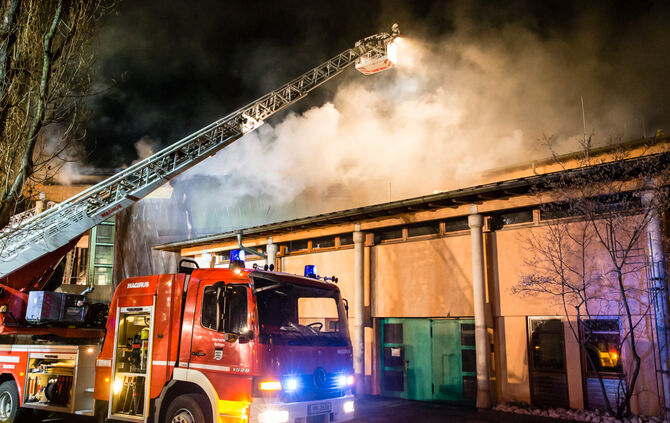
[281,371,345,402]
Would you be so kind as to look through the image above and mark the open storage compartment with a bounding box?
[110,306,154,420]
[25,353,75,409]
[22,345,99,415]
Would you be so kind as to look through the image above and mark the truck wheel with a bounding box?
[0,381,27,423]
[164,394,208,423]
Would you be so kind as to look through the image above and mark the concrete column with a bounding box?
[266,237,277,269]
[353,224,365,393]
[35,191,47,214]
[643,190,670,417]
[468,211,491,408]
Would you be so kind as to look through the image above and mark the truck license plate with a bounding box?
[308,402,332,415]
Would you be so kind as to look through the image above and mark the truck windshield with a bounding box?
[254,276,349,346]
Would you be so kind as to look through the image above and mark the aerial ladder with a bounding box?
[0,25,400,294]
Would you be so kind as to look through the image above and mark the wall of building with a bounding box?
[372,235,474,318]
[490,224,660,415]
[179,199,665,415]
[274,217,662,414]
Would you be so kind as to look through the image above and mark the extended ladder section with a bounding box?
[0,25,400,280]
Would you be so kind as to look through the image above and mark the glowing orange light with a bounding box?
[19,372,24,377]
[105,377,110,382]
[259,381,282,391]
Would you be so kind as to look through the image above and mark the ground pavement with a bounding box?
[349,396,577,423]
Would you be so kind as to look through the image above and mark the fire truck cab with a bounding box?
[94,265,355,423]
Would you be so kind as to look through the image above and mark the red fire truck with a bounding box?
[93,261,355,423]
[0,258,354,423]
[0,25,400,423]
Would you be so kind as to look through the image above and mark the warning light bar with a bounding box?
[230,249,246,270]
[304,265,317,278]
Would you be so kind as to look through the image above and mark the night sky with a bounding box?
[84,0,670,168]
[77,0,670,240]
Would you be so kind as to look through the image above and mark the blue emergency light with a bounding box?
[230,249,245,270]
[304,265,317,278]
[283,377,300,393]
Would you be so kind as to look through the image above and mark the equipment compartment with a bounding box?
[24,355,75,408]
[22,345,99,415]
[111,308,152,419]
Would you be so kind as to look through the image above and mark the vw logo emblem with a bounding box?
[313,367,327,389]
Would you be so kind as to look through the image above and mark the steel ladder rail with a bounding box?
[0,31,392,276]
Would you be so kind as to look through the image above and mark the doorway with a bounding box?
[528,318,570,408]
[380,318,476,404]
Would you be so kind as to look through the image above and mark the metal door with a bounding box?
[187,279,253,396]
[380,318,432,400]
[431,319,476,403]
[381,318,477,402]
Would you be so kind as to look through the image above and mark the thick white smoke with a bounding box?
[172,25,653,233]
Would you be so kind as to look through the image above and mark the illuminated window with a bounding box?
[581,319,621,373]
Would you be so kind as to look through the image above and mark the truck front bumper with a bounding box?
[248,395,355,423]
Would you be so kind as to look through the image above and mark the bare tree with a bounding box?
[0,0,115,228]
[514,136,670,418]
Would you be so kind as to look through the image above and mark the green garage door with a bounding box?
[381,318,476,404]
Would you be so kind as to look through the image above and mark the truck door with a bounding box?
[187,279,254,403]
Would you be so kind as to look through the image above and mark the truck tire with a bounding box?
[164,394,209,423]
[0,381,27,423]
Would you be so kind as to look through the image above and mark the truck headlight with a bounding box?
[337,374,355,387]
[343,400,355,413]
[258,409,289,423]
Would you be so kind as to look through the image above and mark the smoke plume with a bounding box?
[90,1,670,249]
[168,9,669,235]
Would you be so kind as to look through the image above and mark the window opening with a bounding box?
[338,234,354,246]
[254,277,348,346]
[407,222,439,237]
[444,217,469,233]
[312,236,335,249]
[374,226,403,244]
[581,318,621,374]
[490,209,534,229]
[287,239,308,253]
[201,283,248,334]
[530,319,565,371]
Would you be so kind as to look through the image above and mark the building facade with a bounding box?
[155,139,670,416]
